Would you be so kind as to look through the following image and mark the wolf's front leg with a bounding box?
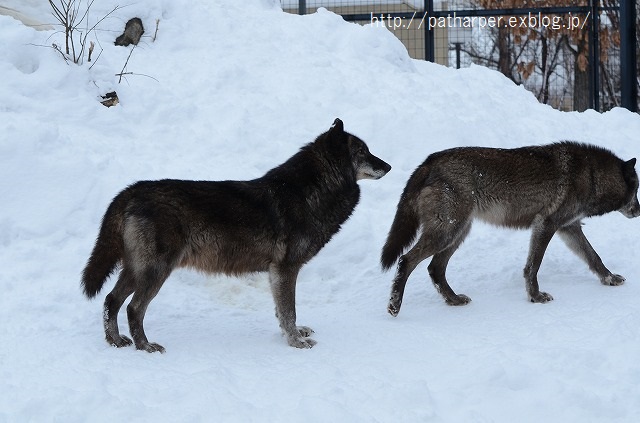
[557,223,626,286]
[268,263,316,348]
[601,274,626,286]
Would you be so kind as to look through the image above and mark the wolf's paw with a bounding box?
[445,294,472,306]
[601,274,625,286]
[388,292,402,317]
[297,326,314,337]
[287,335,316,349]
[106,334,133,348]
[136,341,166,354]
[529,291,554,303]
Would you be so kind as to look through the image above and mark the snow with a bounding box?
[1,0,640,421]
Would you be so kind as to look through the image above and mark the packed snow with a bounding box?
[1,0,640,421]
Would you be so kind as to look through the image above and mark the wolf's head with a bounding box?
[327,118,392,180]
[620,158,640,219]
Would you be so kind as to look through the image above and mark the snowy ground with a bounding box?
[1,1,640,421]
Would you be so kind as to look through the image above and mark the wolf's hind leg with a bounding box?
[126,265,172,353]
[428,225,472,306]
[297,326,314,337]
[103,268,136,348]
[524,222,556,303]
[557,223,625,286]
[388,218,472,315]
[269,264,315,348]
[388,244,426,317]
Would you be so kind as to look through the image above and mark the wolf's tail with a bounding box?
[380,190,421,271]
[81,190,128,298]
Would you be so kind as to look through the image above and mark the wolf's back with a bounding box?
[81,189,129,298]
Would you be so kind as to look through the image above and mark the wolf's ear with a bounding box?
[330,118,344,133]
[623,158,637,180]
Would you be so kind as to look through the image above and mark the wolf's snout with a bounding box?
[622,203,640,218]
[619,196,640,218]
[381,160,392,174]
[358,152,391,180]
[374,156,392,179]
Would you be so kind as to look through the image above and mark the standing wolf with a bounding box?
[82,119,391,352]
[381,142,639,316]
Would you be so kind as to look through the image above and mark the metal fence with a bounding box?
[282,1,638,113]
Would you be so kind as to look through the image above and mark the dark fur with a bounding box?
[115,17,144,46]
[382,142,639,316]
[82,119,391,352]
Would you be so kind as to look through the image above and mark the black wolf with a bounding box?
[381,142,639,316]
[82,119,391,352]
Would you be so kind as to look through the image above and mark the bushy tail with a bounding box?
[81,192,128,298]
[380,191,421,271]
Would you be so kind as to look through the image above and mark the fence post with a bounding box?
[424,0,434,62]
[589,0,600,111]
[620,0,638,112]
[299,0,306,15]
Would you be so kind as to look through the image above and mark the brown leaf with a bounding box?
[577,52,588,72]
